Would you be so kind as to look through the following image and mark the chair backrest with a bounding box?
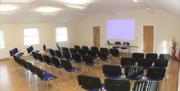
[43,44,47,52]
[132,53,144,61]
[27,46,34,54]
[146,67,166,80]
[77,75,102,90]
[56,42,61,50]
[49,48,56,57]
[55,50,62,58]
[51,57,61,67]
[82,46,89,52]
[72,53,82,63]
[63,51,71,60]
[154,59,168,67]
[103,65,121,78]
[83,55,95,65]
[99,51,108,61]
[12,48,18,54]
[105,78,130,91]
[88,50,97,58]
[62,47,69,53]
[123,42,130,45]
[124,66,144,80]
[110,48,120,57]
[133,80,159,91]
[69,48,77,54]
[115,42,121,45]
[100,48,109,55]
[36,53,44,62]
[61,60,73,72]
[121,57,136,67]
[74,45,81,50]
[32,52,38,59]
[159,54,170,60]
[138,58,153,68]
[146,53,158,60]
[9,50,13,57]
[91,46,99,54]
[43,55,52,65]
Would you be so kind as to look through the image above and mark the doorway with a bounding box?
[93,26,100,47]
[143,26,154,52]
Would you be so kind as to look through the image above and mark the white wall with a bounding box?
[71,9,180,54]
[0,22,75,59]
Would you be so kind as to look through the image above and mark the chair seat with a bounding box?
[42,71,57,81]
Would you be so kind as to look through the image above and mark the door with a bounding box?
[93,26,100,47]
[143,26,154,52]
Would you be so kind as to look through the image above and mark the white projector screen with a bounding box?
[106,19,135,41]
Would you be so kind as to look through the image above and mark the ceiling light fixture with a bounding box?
[0,0,34,3]
[133,0,141,3]
[35,7,62,13]
[0,5,18,12]
[60,0,93,9]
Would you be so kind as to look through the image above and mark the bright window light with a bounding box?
[0,5,18,12]
[35,7,62,13]
[24,28,40,45]
[65,4,86,9]
[56,27,68,42]
[0,30,5,48]
[162,41,168,54]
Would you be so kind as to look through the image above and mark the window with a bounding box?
[24,28,40,45]
[56,27,68,42]
[0,30,5,48]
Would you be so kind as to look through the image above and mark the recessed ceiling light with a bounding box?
[60,0,93,5]
[133,0,141,3]
[35,7,62,13]
[65,4,86,9]
[0,5,18,12]
[0,0,33,3]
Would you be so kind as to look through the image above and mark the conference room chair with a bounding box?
[121,42,130,49]
[43,44,47,52]
[55,50,62,59]
[74,45,81,50]
[133,80,160,91]
[159,54,170,60]
[71,53,82,63]
[100,48,109,55]
[132,53,144,62]
[61,60,80,72]
[62,51,71,60]
[26,46,34,54]
[82,46,90,52]
[121,57,136,67]
[104,78,130,91]
[103,65,122,78]
[77,75,102,91]
[9,50,14,57]
[91,46,99,55]
[154,59,168,67]
[51,57,63,69]
[69,48,77,54]
[146,67,166,80]
[88,50,97,59]
[99,51,108,61]
[32,52,39,60]
[146,53,158,60]
[12,48,24,57]
[78,49,87,57]
[115,41,121,45]
[110,48,120,57]
[62,47,70,53]
[36,53,44,62]
[48,48,56,57]
[43,55,53,65]
[124,66,144,80]
[137,58,154,68]
[83,55,95,66]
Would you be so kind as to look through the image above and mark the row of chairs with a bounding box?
[13,56,57,81]
[103,65,166,80]
[31,52,80,72]
[121,57,168,68]
[78,74,160,91]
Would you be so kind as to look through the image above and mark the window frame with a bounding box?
[0,30,5,49]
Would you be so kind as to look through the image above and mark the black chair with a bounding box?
[55,50,62,58]
[32,52,38,60]
[36,53,44,62]
[154,59,168,67]
[74,45,81,50]
[132,53,144,62]
[9,50,14,57]
[103,65,122,78]
[49,48,56,57]
[159,54,170,60]
[115,42,121,45]
[91,46,99,55]
[56,42,61,50]
[83,55,95,66]
[100,48,109,55]
[121,42,130,49]
[99,51,108,61]
[82,46,89,52]
[124,66,144,80]
[72,53,82,63]
[110,48,120,57]
[27,46,34,54]
[121,57,136,67]
[88,50,97,58]
[69,48,77,54]
[78,49,87,57]
[61,60,79,72]
[138,58,153,68]
[146,53,158,60]
[43,44,47,52]
[77,75,102,91]
[62,51,71,60]
[51,57,63,68]
[43,55,53,65]
[62,47,69,53]
[133,80,159,91]
[105,78,130,91]
[146,67,166,80]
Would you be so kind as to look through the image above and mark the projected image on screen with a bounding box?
[107,19,135,41]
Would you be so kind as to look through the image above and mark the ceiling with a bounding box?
[0,0,180,23]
